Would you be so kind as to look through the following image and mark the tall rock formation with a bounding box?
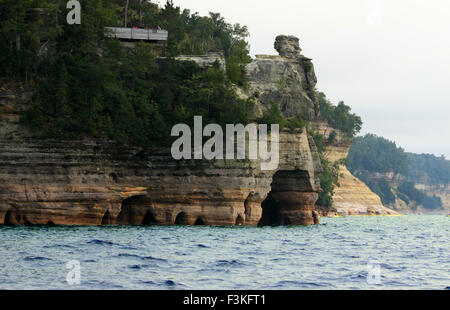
[243,35,318,120]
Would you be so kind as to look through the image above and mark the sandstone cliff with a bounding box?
[331,167,398,216]
[0,132,321,226]
[313,121,398,216]
[356,171,450,215]
[0,35,326,227]
[414,183,450,214]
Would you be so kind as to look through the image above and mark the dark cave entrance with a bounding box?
[194,217,205,226]
[244,195,252,218]
[101,210,112,225]
[24,220,33,226]
[3,210,19,225]
[3,211,12,225]
[235,215,244,226]
[118,195,148,225]
[174,212,189,225]
[258,194,280,226]
[259,170,312,226]
[109,172,118,183]
[142,210,157,225]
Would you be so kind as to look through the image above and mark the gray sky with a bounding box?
[172,0,450,158]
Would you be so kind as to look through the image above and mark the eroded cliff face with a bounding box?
[0,35,325,226]
[0,129,321,226]
[414,183,450,214]
[331,167,399,216]
[242,35,318,120]
[357,171,450,215]
[175,52,226,71]
[313,121,398,216]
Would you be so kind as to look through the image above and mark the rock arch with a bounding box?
[118,195,148,225]
[174,212,190,225]
[194,217,205,226]
[3,210,20,225]
[259,170,319,226]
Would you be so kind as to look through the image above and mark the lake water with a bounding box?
[0,215,448,290]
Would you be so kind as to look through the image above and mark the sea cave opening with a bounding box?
[118,195,148,225]
[235,215,245,226]
[142,210,157,225]
[3,211,12,225]
[258,193,280,226]
[3,210,20,225]
[194,217,205,226]
[101,210,112,225]
[174,212,189,225]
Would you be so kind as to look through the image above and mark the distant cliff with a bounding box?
[313,122,398,216]
[347,134,449,214]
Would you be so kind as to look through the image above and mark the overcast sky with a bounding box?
[171,0,450,158]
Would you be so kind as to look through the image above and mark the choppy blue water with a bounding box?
[0,215,448,290]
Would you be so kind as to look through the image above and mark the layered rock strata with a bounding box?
[313,121,398,216]
[0,35,325,226]
[243,35,318,120]
[0,129,322,226]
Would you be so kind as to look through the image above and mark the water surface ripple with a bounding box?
[0,215,448,289]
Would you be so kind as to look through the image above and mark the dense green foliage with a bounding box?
[421,195,443,210]
[0,0,252,83]
[397,181,424,204]
[347,134,445,210]
[347,134,408,174]
[22,44,251,146]
[317,92,362,137]
[257,104,285,130]
[129,0,252,85]
[407,153,450,186]
[397,181,442,210]
[257,104,305,132]
[285,114,306,131]
[311,131,340,208]
[1,0,252,146]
